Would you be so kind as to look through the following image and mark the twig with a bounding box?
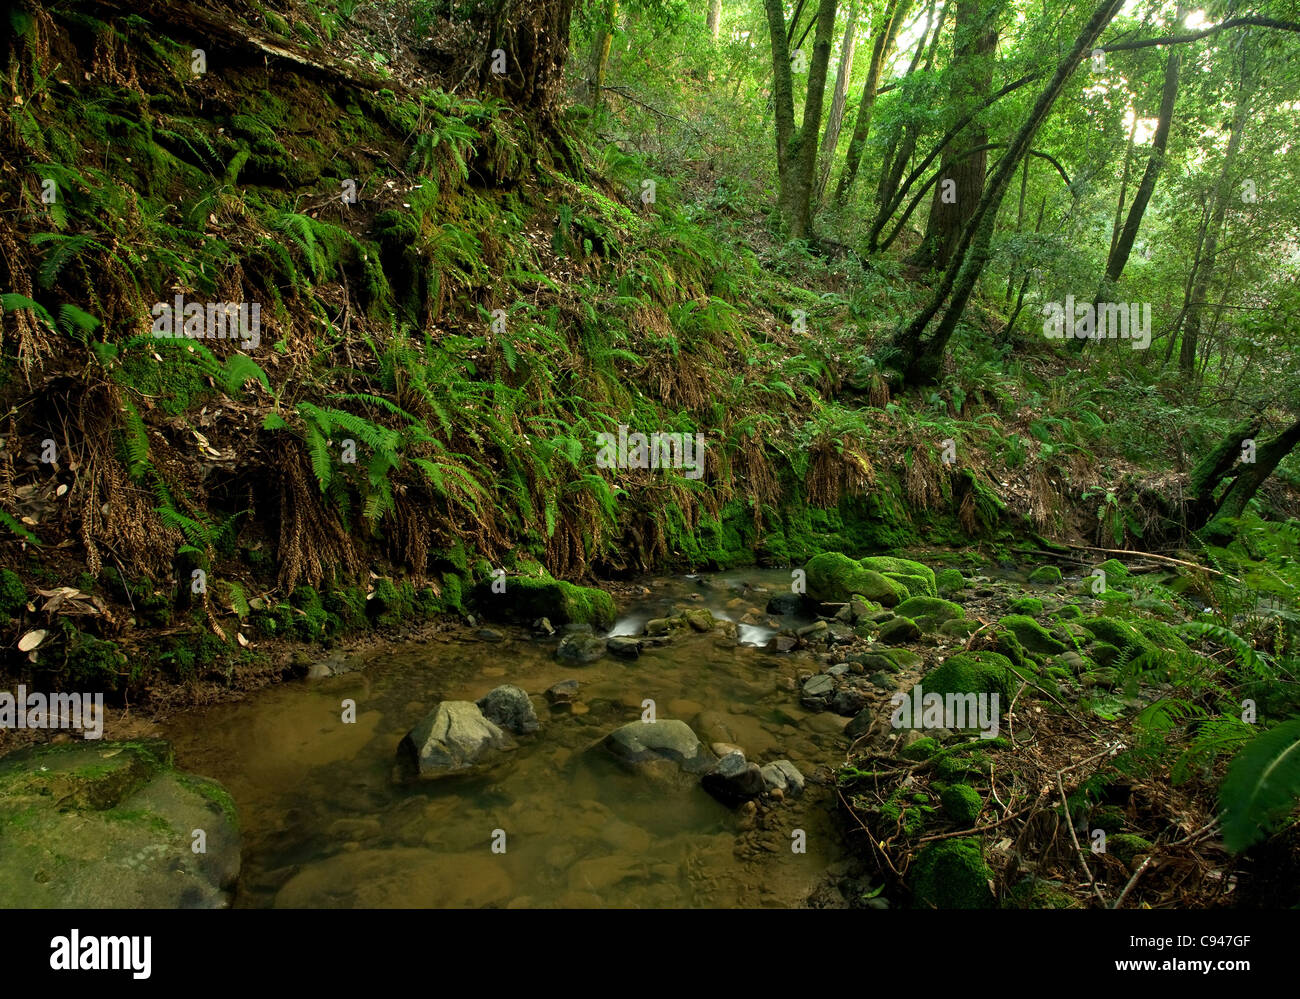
[1113,855,1153,909]
[1060,543,1237,582]
[1057,765,1108,906]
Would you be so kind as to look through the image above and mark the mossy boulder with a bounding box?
[1108,833,1153,864]
[1008,597,1044,616]
[0,740,240,907]
[925,651,1017,704]
[805,553,907,606]
[476,575,616,630]
[1028,565,1062,584]
[860,556,937,598]
[997,614,1068,655]
[939,617,978,638]
[1079,616,1157,663]
[909,837,996,909]
[1054,603,1084,621]
[878,616,921,644]
[1005,877,1083,909]
[936,568,966,596]
[901,737,941,761]
[895,596,964,630]
[940,783,983,825]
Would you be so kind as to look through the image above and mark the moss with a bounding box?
[940,783,983,825]
[924,651,1017,704]
[939,617,978,637]
[909,837,996,909]
[477,575,616,630]
[369,578,419,628]
[0,569,27,620]
[323,587,369,632]
[1091,804,1127,835]
[860,556,937,598]
[877,786,935,837]
[62,632,139,691]
[895,596,963,623]
[901,737,941,761]
[805,553,906,605]
[1096,558,1131,582]
[175,773,240,830]
[1008,597,1044,616]
[1005,877,1083,909]
[1080,617,1156,662]
[997,614,1067,655]
[1055,603,1083,621]
[1108,833,1152,864]
[936,568,966,595]
[1028,565,1062,584]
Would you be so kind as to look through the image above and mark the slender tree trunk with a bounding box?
[1004,154,1029,308]
[814,0,858,207]
[587,0,618,107]
[912,0,998,270]
[1099,30,1181,289]
[887,0,1127,385]
[873,0,948,223]
[707,0,722,41]
[832,0,914,206]
[1179,71,1250,373]
[1109,111,1139,258]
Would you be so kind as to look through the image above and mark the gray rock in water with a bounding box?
[477,685,539,735]
[767,634,798,653]
[556,633,606,665]
[476,627,506,642]
[400,701,513,778]
[766,593,804,615]
[545,679,580,706]
[797,620,829,639]
[827,663,850,677]
[0,739,240,908]
[802,674,834,697]
[702,750,765,803]
[606,636,642,659]
[760,759,805,798]
[845,708,877,738]
[832,688,870,716]
[603,720,714,774]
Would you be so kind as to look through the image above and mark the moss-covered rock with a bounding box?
[924,651,1017,704]
[1028,565,1062,584]
[895,596,964,626]
[1054,603,1083,621]
[1008,597,1044,616]
[860,556,937,598]
[940,783,983,825]
[476,575,616,630]
[878,616,921,644]
[901,736,941,761]
[997,614,1068,655]
[1108,833,1152,864]
[936,568,966,596]
[1005,877,1083,909]
[909,837,996,909]
[939,617,978,638]
[0,740,240,907]
[805,553,907,606]
[1079,616,1156,663]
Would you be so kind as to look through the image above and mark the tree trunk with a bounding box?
[1109,111,1139,258]
[587,0,618,107]
[887,0,1127,386]
[1191,416,1300,538]
[707,0,722,40]
[912,0,998,270]
[873,0,948,223]
[1099,33,1181,290]
[481,0,578,118]
[1178,72,1250,373]
[765,0,839,241]
[831,0,914,206]
[814,0,858,207]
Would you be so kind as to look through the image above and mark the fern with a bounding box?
[1220,719,1300,852]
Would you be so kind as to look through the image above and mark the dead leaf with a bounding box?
[17,629,46,652]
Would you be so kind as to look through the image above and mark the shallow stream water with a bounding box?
[164,569,854,908]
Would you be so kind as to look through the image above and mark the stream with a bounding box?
[163,569,857,908]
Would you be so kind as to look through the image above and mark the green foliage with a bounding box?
[1220,720,1300,853]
